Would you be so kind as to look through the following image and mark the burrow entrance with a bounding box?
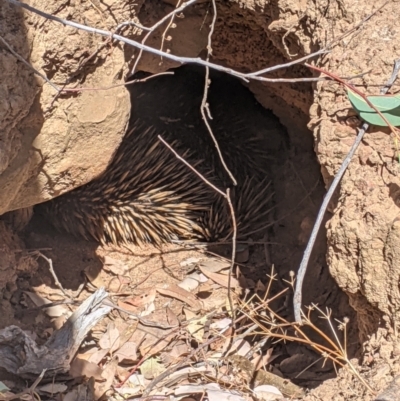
[21,63,358,389]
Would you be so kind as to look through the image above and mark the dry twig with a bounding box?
[293,58,400,324]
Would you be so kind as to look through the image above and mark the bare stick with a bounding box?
[157,135,226,197]
[129,0,198,75]
[199,0,237,186]
[0,35,60,92]
[293,58,400,324]
[158,134,238,331]
[5,0,328,84]
[37,251,70,298]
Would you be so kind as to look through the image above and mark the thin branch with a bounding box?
[293,58,400,324]
[157,135,226,198]
[129,0,198,75]
[0,34,60,92]
[6,0,327,84]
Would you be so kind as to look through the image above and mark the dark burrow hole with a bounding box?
[21,64,359,389]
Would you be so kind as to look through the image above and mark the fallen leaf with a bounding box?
[39,383,68,394]
[139,326,175,356]
[199,259,230,273]
[210,318,232,331]
[24,291,68,318]
[117,300,138,312]
[140,357,165,380]
[70,358,104,380]
[114,342,138,363]
[94,358,118,400]
[255,280,266,293]
[157,283,202,310]
[98,322,120,353]
[102,256,128,275]
[88,348,110,365]
[169,342,190,359]
[254,384,284,400]
[63,384,93,401]
[84,265,106,288]
[124,288,156,307]
[115,374,147,396]
[178,272,206,292]
[184,309,207,343]
[180,257,201,267]
[199,266,240,288]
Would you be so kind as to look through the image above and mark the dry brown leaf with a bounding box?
[39,383,68,394]
[117,300,138,312]
[180,257,201,267]
[98,322,120,353]
[178,272,208,292]
[124,288,156,307]
[138,326,176,356]
[169,342,190,359]
[23,291,68,318]
[114,342,138,363]
[165,307,179,326]
[252,348,275,371]
[156,283,202,310]
[140,357,164,380]
[70,357,104,380]
[199,259,230,273]
[117,321,139,350]
[84,265,107,288]
[108,277,122,293]
[88,348,110,365]
[102,256,128,275]
[94,358,118,400]
[199,266,240,288]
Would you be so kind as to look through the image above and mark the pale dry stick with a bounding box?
[60,71,174,93]
[157,135,238,324]
[0,35,60,92]
[5,0,385,84]
[1,30,173,96]
[129,0,198,75]
[198,0,238,331]
[240,302,375,392]
[199,0,237,185]
[159,0,183,62]
[157,135,225,197]
[293,59,400,324]
[5,0,330,84]
[302,306,375,393]
[36,251,70,298]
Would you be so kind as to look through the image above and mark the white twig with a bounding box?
[0,35,60,92]
[293,58,400,324]
[6,0,327,84]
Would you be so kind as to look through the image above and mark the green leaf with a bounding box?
[347,89,400,127]
[0,381,10,393]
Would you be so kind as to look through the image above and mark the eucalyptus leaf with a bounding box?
[347,89,400,127]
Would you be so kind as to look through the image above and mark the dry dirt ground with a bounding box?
[1,0,400,400]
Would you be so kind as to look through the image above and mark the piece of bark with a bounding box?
[0,288,111,378]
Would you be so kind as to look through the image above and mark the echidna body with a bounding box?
[38,65,286,246]
[37,118,274,246]
[39,122,219,245]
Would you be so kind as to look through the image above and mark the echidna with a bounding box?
[37,65,287,246]
[36,118,274,246]
[128,65,287,186]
